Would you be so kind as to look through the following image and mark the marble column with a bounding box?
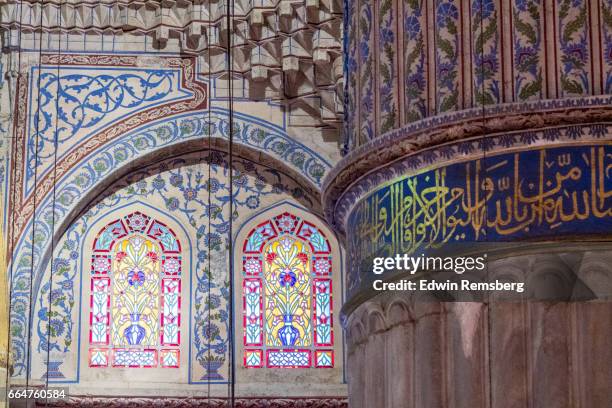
[343,252,612,407]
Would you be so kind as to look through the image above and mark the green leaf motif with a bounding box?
[561,75,584,94]
[562,6,586,43]
[518,74,542,100]
[380,64,391,82]
[406,110,423,123]
[406,0,420,11]
[446,19,458,35]
[558,0,570,20]
[437,35,455,61]
[528,2,541,23]
[516,54,539,74]
[439,90,458,112]
[379,0,392,18]
[513,10,537,45]
[385,44,395,64]
[475,88,495,106]
[602,4,612,29]
[381,109,397,134]
[475,15,498,54]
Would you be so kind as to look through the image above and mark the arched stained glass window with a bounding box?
[88,211,182,368]
[242,212,334,368]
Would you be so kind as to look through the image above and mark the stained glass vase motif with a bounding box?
[242,212,335,368]
[124,313,146,345]
[278,315,300,346]
[88,213,183,369]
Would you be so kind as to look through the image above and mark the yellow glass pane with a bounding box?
[110,235,162,347]
[263,236,312,347]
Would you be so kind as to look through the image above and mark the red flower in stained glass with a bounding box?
[265,252,277,264]
[115,252,127,263]
[297,252,308,265]
[147,251,159,263]
[318,314,329,324]
[127,269,146,286]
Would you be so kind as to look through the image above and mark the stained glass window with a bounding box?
[88,211,182,368]
[242,212,334,368]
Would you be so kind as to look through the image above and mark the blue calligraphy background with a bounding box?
[346,144,612,296]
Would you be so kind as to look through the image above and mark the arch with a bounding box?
[23,151,321,382]
[73,202,193,385]
[24,199,194,382]
[385,299,413,327]
[9,108,331,376]
[242,211,333,368]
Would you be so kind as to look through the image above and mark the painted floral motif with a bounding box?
[472,0,501,104]
[557,0,590,95]
[513,0,543,100]
[435,0,461,112]
[603,0,612,93]
[25,68,183,196]
[359,0,375,143]
[404,0,427,122]
[379,0,398,133]
[344,0,359,152]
